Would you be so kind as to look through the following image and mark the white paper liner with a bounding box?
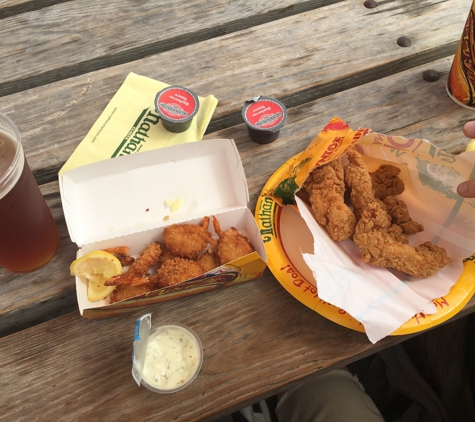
[297,196,465,343]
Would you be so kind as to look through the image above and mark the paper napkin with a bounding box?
[59,72,218,174]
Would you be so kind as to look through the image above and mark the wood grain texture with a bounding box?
[0,0,468,187]
[0,278,439,421]
[0,0,340,96]
[0,278,474,421]
[0,0,72,19]
[1,56,474,339]
[1,1,475,419]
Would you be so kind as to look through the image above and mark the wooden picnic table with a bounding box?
[1,0,475,420]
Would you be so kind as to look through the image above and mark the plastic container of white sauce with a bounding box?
[132,314,203,393]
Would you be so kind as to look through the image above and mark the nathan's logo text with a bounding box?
[257,196,275,242]
[112,108,160,157]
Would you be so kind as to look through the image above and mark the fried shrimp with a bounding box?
[158,242,177,264]
[212,216,254,265]
[156,257,204,287]
[109,282,160,304]
[163,217,214,260]
[196,248,219,272]
[105,242,162,286]
[103,246,135,266]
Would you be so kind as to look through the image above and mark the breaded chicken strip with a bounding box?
[344,149,376,221]
[383,196,424,235]
[353,200,451,278]
[370,164,405,200]
[303,157,356,241]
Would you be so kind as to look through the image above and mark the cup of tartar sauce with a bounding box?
[132,314,203,393]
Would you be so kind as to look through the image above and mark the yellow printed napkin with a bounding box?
[59,72,218,174]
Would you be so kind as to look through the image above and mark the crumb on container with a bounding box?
[165,198,183,214]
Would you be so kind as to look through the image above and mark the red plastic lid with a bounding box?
[155,86,199,123]
[242,96,287,132]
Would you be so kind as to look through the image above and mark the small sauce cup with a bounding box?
[132,315,203,393]
[154,86,200,133]
[242,96,287,144]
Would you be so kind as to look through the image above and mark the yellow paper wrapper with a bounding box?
[59,72,218,174]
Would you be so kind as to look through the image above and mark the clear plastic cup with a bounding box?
[0,113,60,272]
[132,315,203,394]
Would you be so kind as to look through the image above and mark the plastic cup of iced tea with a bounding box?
[0,113,60,273]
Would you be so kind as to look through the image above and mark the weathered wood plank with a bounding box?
[0,277,473,421]
[2,56,474,338]
[0,0,341,96]
[0,0,467,187]
[0,0,72,19]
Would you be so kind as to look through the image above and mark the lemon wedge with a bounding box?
[70,250,123,302]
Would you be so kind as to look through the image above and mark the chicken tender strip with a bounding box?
[353,200,451,278]
[383,196,424,235]
[304,158,356,241]
[344,148,375,221]
[105,242,162,286]
[370,164,405,200]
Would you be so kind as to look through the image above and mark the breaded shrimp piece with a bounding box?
[156,257,204,287]
[158,242,177,263]
[103,246,135,266]
[344,148,375,220]
[163,217,214,260]
[303,158,356,241]
[212,216,254,265]
[196,248,219,272]
[370,164,405,200]
[383,195,424,235]
[353,200,451,278]
[105,242,161,286]
[109,282,159,304]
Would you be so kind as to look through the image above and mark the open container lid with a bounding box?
[59,138,249,246]
[132,313,152,386]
